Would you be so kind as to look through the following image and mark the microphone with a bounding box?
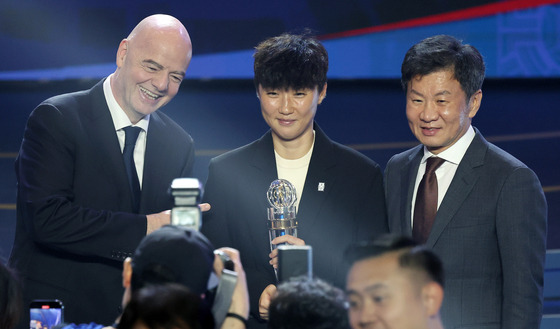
[266,179,298,251]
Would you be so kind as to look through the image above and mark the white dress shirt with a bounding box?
[103,75,150,188]
[410,126,476,228]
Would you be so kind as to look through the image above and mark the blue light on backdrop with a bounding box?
[0,1,558,80]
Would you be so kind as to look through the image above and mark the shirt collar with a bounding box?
[421,125,476,165]
[103,74,150,132]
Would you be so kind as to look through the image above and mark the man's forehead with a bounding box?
[259,84,318,92]
[408,71,464,96]
[347,256,418,298]
[348,253,400,284]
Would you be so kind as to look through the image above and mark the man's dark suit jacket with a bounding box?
[201,123,388,324]
[9,79,194,326]
[384,129,547,329]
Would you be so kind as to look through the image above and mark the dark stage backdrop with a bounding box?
[1,1,559,80]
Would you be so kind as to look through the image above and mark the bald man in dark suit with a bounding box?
[10,14,196,327]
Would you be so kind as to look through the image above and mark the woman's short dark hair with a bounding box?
[253,32,328,91]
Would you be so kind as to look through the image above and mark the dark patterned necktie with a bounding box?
[413,157,445,243]
[123,126,142,213]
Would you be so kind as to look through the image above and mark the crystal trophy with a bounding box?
[267,179,298,251]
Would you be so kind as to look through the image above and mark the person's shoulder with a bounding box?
[34,80,102,116]
[484,142,528,169]
[468,133,530,173]
[211,138,264,165]
[44,80,102,106]
[315,127,380,168]
[472,142,541,186]
[150,111,193,143]
[386,144,421,168]
[205,140,263,182]
[330,140,381,168]
[44,89,91,105]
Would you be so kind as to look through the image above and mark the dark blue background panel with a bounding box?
[0,1,559,79]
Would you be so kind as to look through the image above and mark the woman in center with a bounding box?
[201,32,388,328]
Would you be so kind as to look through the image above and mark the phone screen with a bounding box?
[29,300,64,329]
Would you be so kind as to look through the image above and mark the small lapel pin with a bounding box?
[318,182,325,191]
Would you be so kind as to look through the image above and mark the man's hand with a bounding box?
[258,284,277,321]
[200,203,211,212]
[269,235,305,268]
[145,204,209,235]
[146,210,171,234]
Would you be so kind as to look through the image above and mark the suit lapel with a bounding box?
[250,131,279,191]
[82,81,131,204]
[426,132,487,247]
[297,125,337,230]
[141,112,169,210]
[401,148,423,235]
[249,132,281,242]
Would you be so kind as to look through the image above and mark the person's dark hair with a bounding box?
[130,263,179,292]
[130,225,215,295]
[401,34,485,99]
[268,277,350,329]
[0,263,23,329]
[253,31,328,91]
[345,234,444,288]
[118,283,214,329]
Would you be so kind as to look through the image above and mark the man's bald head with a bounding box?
[111,14,192,123]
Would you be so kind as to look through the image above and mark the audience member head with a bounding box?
[268,277,350,329]
[401,34,485,99]
[253,32,328,92]
[345,235,445,329]
[111,14,193,124]
[118,283,214,329]
[0,262,23,329]
[121,225,215,309]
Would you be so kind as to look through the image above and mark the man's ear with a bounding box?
[318,83,327,104]
[116,39,129,68]
[421,282,444,317]
[467,89,482,119]
[122,257,133,288]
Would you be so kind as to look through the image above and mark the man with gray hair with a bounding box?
[384,34,547,329]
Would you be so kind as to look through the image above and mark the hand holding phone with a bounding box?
[277,245,312,283]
